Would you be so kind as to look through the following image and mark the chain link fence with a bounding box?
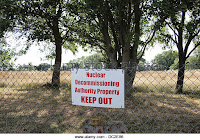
[0,63,199,133]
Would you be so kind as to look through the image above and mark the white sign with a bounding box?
[71,69,124,108]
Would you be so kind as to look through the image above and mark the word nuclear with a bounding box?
[86,72,106,78]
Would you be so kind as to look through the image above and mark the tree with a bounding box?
[0,38,16,70]
[0,0,18,37]
[17,63,36,71]
[1,0,77,88]
[68,53,109,69]
[0,0,19,70]
[70,0,157,95]
[36,63,51,71]
[153,0,200,93]
[152,50,178,70]
[171,47,200,70]
[188,47,200,68]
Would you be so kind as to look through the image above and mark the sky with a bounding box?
[15,45,95,65]
[5,32,168,66]
[13,44,165,66]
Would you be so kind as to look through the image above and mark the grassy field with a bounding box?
[0,70,199,133]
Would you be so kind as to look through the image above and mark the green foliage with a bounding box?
[35,63,51,71]
[152,50,178,70]
[14,0,75,42]
[170,47,200,70]
[69,0,157,67]
[169,58,179,70]
[1,0,78,62]
[152,0,200,93]
[0,38,16,70]
[0,0,18,37]
[16,63,52,71]
[68,53,108,69]
[186,56,200,69]
[152,0,200,55]
[17,63,35,71]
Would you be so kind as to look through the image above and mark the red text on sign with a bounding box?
[99,97,112,104]
[81,96,96,104]
[86,72,106,78]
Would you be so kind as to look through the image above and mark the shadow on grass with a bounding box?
[0,115,67,133]
[0,83,82,133]
[0,83,200,133]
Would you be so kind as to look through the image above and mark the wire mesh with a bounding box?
[0,63,199,133]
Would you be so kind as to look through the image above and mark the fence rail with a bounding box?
[0,64,199,133]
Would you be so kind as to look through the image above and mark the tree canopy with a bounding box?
[152,0,200,93]
[69,0,157,67]
[152,50,178,70]
[0,38,17,70]
[0,0,17,37]
[1,0,78,87]
[67,0,159,95]
[1,0,199,94]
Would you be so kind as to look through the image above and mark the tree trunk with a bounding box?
[52,44,62,88]
[176,11,185,94]
[176,55,186,94]
[51,22,62,89]
[123,63,137,97]
[123,0,140,97]
[122,44,136,97]
[107,50,118,69]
